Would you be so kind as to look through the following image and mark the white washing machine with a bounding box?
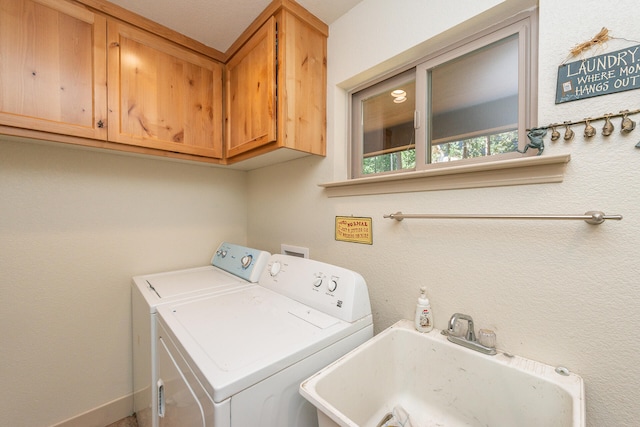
[132,242,270,427]
[155,254,373,427]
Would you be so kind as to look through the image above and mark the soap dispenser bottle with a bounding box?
[415,287,433,332]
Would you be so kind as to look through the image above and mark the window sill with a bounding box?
[319,154,571,197]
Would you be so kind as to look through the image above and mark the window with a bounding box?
[354,70,416,175]
[351,14,536,179]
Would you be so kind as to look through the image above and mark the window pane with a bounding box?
[363,149,416,174]
[432,130,518,163]
[429,34,519,164]
[359,73,415,175]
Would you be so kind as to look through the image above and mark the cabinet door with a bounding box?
[107,21,223,159]
[0,0,107,139]
[278,10,326,156]
[225,17,276,158]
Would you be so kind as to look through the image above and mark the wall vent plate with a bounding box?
[281,244,309,259]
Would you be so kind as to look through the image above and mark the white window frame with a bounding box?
[351,70,416,177]
[321,9,571,197]
[416,24,527,170]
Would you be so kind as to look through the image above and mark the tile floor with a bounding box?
[105,415,138,427]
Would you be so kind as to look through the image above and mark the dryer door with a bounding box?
[158,336,207,426]
[158,333,231,427]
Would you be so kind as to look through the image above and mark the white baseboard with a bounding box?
[51,394,133,427]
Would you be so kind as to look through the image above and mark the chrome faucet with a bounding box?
[443,313,497,355]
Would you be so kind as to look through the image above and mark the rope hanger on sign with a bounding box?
[563,27,612,63]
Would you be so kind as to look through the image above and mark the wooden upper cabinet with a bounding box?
[0,0,324,166]
[107,20,223,159]
[225,7,327,162]
[277,9,326,157]
[0,0,107,139]
[225,17,277,158]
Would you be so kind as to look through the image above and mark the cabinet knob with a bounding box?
[97,120,104,128]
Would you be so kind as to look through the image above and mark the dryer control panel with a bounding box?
[259,254,372,323]
[211,242,270,283]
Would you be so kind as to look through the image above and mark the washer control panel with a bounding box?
[311,272,339,293]
[260,254,372,323]
[211,242,270,283]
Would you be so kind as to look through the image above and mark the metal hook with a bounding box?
[584,119,596,138]
[563,122,574,140]
[621,111,636,133]
[602,114,614,136]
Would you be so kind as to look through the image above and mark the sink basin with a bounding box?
[300,319,584,427]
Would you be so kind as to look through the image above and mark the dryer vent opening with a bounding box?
[281,244,309,258]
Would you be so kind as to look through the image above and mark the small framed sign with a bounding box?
[556,44,640,103]
[335,216,373,245]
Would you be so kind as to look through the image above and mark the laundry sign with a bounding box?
[556,44,640,103]
[335,216,372,245]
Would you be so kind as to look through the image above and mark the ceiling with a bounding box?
[108,0,364,53]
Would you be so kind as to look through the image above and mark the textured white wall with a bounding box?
[247,0,640,425]
[0,139,248,426]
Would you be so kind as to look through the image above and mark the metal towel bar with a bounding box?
[383,211,623,225]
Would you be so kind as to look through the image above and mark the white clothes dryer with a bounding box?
[155,254,373,427]
[132,242,270,427]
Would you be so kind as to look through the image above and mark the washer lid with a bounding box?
[157,286,367,402]
[133,266,247,307]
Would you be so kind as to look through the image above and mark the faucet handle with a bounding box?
[450,318,469,337]
[477,329,496,349]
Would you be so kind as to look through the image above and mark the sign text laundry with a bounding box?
[556,44,640,103]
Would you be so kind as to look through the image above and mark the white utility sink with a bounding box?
[300,319,584,427]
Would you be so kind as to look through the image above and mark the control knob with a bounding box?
[241,255,252,269]
[327,277,338,293]
[269,261,282,277]
[312,274,323,288]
